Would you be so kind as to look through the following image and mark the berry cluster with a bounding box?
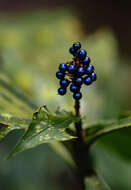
[56,42,97,100]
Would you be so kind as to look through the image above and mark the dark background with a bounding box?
[0,0,131,55]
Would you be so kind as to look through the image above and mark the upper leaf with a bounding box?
[7,106,79,159]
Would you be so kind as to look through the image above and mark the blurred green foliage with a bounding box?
[0,8,131,190]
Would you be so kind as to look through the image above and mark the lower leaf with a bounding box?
[85,116,131,145]
[7,106,78,159]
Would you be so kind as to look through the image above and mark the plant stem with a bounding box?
[74,100,85,190]
[74,100,82,141]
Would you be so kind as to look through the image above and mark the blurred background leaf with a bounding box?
[85,172,111,190]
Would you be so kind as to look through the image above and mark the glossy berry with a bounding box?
[78,49,87,60]
[70,84,79,93]
[84,76,92,85]
[91,72,97,81]
[69,47,76,55]
[58,87,66,95]
[56,71,65,79]
[85,64,94,75]
[59,63,67,73]
[73,42,81,51]
[73,92,82,100]
[77,67,85,76]
[68,64,76,74]
[60,79,70,87]
[56,42,97,100]
[83,56,91,65]
[75,77,83,86]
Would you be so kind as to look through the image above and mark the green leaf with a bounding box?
[7,106,79,159]
[85,172,111,190]
[0,112,30,142]
[85,116,131,145]
[95,130,131,161]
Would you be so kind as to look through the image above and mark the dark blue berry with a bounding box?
[75,77,83,86]
[91,72,97,81]
[77,67,85,76]
[69,47,76,55]
[56,42,97,99]
[73,92,82,100]
[56,71,65,79]
[84,76,92,85]
[60,79,70,87]
[83,56,91,65]
[58,87,66,95]
[78,49,87,60]
[59,63,67,73]
[70,84,79,93]
[73,42,81,51]
[85,64,94,75]
[68,64,76,74]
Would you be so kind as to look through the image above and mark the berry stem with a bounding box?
[74,100,82,141]
[74,100,85,190]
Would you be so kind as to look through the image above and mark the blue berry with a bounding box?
[59,63,67,73]
[70,84,79,93]
[58,87,66,95]
[56,42,97,99]
[73,42,81,51]
[75,77,83,86]
[77,67,85,76]
[68,64,76,74]
[85,64,94,75]
[60,79,70,87]
[84,76,92,85]
[78,49,87,60]
[83,56,91,65]
[73,92,82,100]
[56,71,65,79]
[69,47,76,55]
[91,72,97,81]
